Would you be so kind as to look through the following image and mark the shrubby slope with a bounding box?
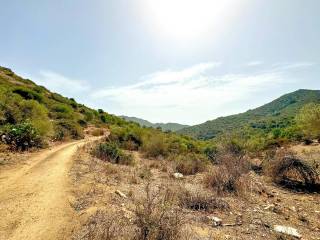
[178,89,320,140]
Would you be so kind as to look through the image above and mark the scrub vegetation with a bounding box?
[1,66,320,239]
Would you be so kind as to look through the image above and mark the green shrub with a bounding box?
[51,104,74,119]
[53,120,84,140]
[1,122,43,150]
[13,87,43,103]
[109,125,143,150]
[296,103,320,139]
[142,133,169,158]
[0,88,22,124]
[92,142,134,165]
[203,146,218,164]
[19,100,52,137]
[77,119,87,127]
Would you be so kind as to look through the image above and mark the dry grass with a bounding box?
[73,210,132,240]
[133,183,185,240]
[173,153,208,175]
[70,143,320,240]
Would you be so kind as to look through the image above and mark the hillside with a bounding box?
[121,115,189,132]
[178,89,320,139]
[0,66,124,146]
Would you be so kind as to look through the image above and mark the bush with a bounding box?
[142,133,169,158]
[269,153,320,192]
[179,191,229,211]
[1,122,43,151]
[296,103,320,139]
[0,88,22,124]
[74,210,131,240]
[203,146,218,164]
[19,100,52,137]
[204,151,250,195]
[108,125,143,151]
[91,128,105,136]
[174,153,208,175]
[54,120,84,140]
[51,104,74,119]
[92,142,134,165]
[133,184,184,240]
[13,87,43,103]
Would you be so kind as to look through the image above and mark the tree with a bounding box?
[296,103,320,139]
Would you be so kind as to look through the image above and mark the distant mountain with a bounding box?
[120,116,189,132]
[178,89,320,139]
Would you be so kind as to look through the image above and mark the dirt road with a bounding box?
[0,139,94,240]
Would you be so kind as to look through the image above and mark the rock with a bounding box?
[274,225,301,239]
[115,190,127,198]
[290,206,296,212]
[173,172,183,179]
[207,216,222,227]
[264,204,275,210]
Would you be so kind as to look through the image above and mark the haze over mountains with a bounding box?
[1,65,320,142]
[120,116,189,132]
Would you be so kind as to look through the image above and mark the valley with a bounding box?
[0,67,319,240]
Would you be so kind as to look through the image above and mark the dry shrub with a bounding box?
[174,153,208,175]
[204,151,251,195]
[91,128,105,136]
[73,210,132,240]
[0,143,9,152]
[179,191,229,212]
[269,152,320,192]
[133,183,184,240]
[138,166,153,180]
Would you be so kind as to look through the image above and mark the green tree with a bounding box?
[296,103,320,139]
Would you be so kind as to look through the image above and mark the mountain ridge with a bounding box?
[120,115,189,132]
[178,89,320,139]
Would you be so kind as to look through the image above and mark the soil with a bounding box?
[0,138,100,240]
[70,143,320,240]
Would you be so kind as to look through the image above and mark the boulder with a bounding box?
[274,225,301,239]
[173,172,183,179]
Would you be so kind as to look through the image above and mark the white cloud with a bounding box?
[32,70,91,97]
[273,62,316,70]
[91,62,290,124]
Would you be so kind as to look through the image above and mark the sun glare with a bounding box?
[141,0,245,44]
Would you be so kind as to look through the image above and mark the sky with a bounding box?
[0,0,319,125]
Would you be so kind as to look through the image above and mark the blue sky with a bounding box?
[1,0,319,124]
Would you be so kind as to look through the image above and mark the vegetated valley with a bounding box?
[0,66,320,240]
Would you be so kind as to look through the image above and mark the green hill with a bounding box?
[0,66,124,145]
[120,116,189,132]
[178,89,320,140]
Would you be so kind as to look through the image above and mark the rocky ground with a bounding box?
[69,142,320,240]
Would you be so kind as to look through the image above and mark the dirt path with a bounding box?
[0,138,95,240]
